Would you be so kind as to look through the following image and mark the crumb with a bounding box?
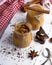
[11,57,13,59]
[10,25,15,27]
[3,50,5,53]
[3,48,6,50]
[49,38,52,43]
[8,52,11,54]
[50,22,52,25]
[17,52,21,55]
[13,48,17,51]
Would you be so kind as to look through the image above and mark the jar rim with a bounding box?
[14,22,32,35]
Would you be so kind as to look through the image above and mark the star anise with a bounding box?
[28,50,39,59]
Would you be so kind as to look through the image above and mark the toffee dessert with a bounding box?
[13,22,32,48]
[26,4,44,30]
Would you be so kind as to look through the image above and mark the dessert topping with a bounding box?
[28,50,39,59]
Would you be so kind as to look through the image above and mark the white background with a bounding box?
[0,0,52,65]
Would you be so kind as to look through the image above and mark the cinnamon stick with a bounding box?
[25,6,50,14]
[21,0,41,12]
[22,0,40,7]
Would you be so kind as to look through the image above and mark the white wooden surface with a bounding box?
[0,0,52,65]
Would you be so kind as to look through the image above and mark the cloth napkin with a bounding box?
[0,0,24,38]
[0,0,2,2]
[50,0,52,4]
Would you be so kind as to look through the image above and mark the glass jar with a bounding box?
[26,4,44,30]
[13,22,32,48]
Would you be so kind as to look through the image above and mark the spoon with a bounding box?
[41,48,52,65]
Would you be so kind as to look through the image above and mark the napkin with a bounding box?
[0,0,24,38]
[50,0,52,4]
[0,0,2,2]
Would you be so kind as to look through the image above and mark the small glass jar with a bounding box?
[13,22,32,48]
[26,4,44,30]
